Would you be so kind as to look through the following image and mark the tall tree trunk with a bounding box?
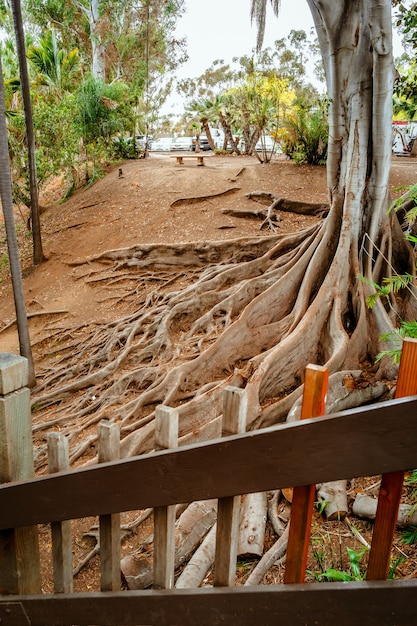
[219,112,241,155]
[10,0,44,266]
[306,0,413,360]
[201,119,216,151]
[90,0,107,80]
[0,53,36,387]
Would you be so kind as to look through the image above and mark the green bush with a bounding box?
[280,99,328,165]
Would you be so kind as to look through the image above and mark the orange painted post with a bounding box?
[284,364,328,584]
[367,337,417,580]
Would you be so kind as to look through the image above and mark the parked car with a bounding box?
[192,135,212,151]
[151,137,174,151]
[171,137,193,151]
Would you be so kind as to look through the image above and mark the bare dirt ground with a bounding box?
[1,152,416,351]
[1,152,417,591]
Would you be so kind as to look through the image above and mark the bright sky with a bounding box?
[175,0,315,79]
[162,0,404,116]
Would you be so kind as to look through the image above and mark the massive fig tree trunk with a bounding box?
[304,0,414,366]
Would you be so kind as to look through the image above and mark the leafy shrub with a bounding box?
[280,100,328,165]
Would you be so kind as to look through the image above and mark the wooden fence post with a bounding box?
[284,364,328,584]
[153,405,179,589]
[98,420,121,591]
[213,386,247,587]
[0,353,41,594]
[367,337,417,580]
[48,432,73,593]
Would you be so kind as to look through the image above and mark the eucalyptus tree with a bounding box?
[10,0,44,265]
[25,0,186,89]
[177,60,236,104]
[0,52,35,386]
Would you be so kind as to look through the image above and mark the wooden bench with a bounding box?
[172,155,205,166]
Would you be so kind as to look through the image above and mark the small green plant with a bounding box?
[312,546,369,582]
[390,183,417,237]
[388,556,405,579]
[374,321,417,364]
[401,526,417,545]
[280,97,329,165]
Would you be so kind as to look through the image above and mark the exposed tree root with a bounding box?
[0,309,69,333]
[31,191,415,474]
[222,194,328,232]
[170,187,240,208]
[353,494,417,526]
[29,188,417,587]
[244,526,289,586]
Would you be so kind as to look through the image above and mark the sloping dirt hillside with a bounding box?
[1,153,415,352]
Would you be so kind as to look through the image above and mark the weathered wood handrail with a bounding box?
[1,351,417,625]
[1,580,416,625]
[1,395,417,530]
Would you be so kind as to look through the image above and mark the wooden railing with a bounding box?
[0,347,417,625]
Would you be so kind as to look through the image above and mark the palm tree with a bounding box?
[0,52,36,386]
[27,28,80,94]
[251,0,281,52]
[10,0,45,266]
[186,98,218,151]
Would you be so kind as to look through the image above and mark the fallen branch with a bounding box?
[175,523,217,588]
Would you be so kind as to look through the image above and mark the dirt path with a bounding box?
[1,153,415,356]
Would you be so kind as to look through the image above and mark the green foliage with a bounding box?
[392,1,417,118]
[27,28,80,93]
[388,556,406,579]
[280,97,328,165]
[372,320,417,364]
[359,190,417,364]
[74,77,128,145]
[401,526,417,545]
[308,546,369,582]
[33,92,80,187]
[111,136,141,160]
